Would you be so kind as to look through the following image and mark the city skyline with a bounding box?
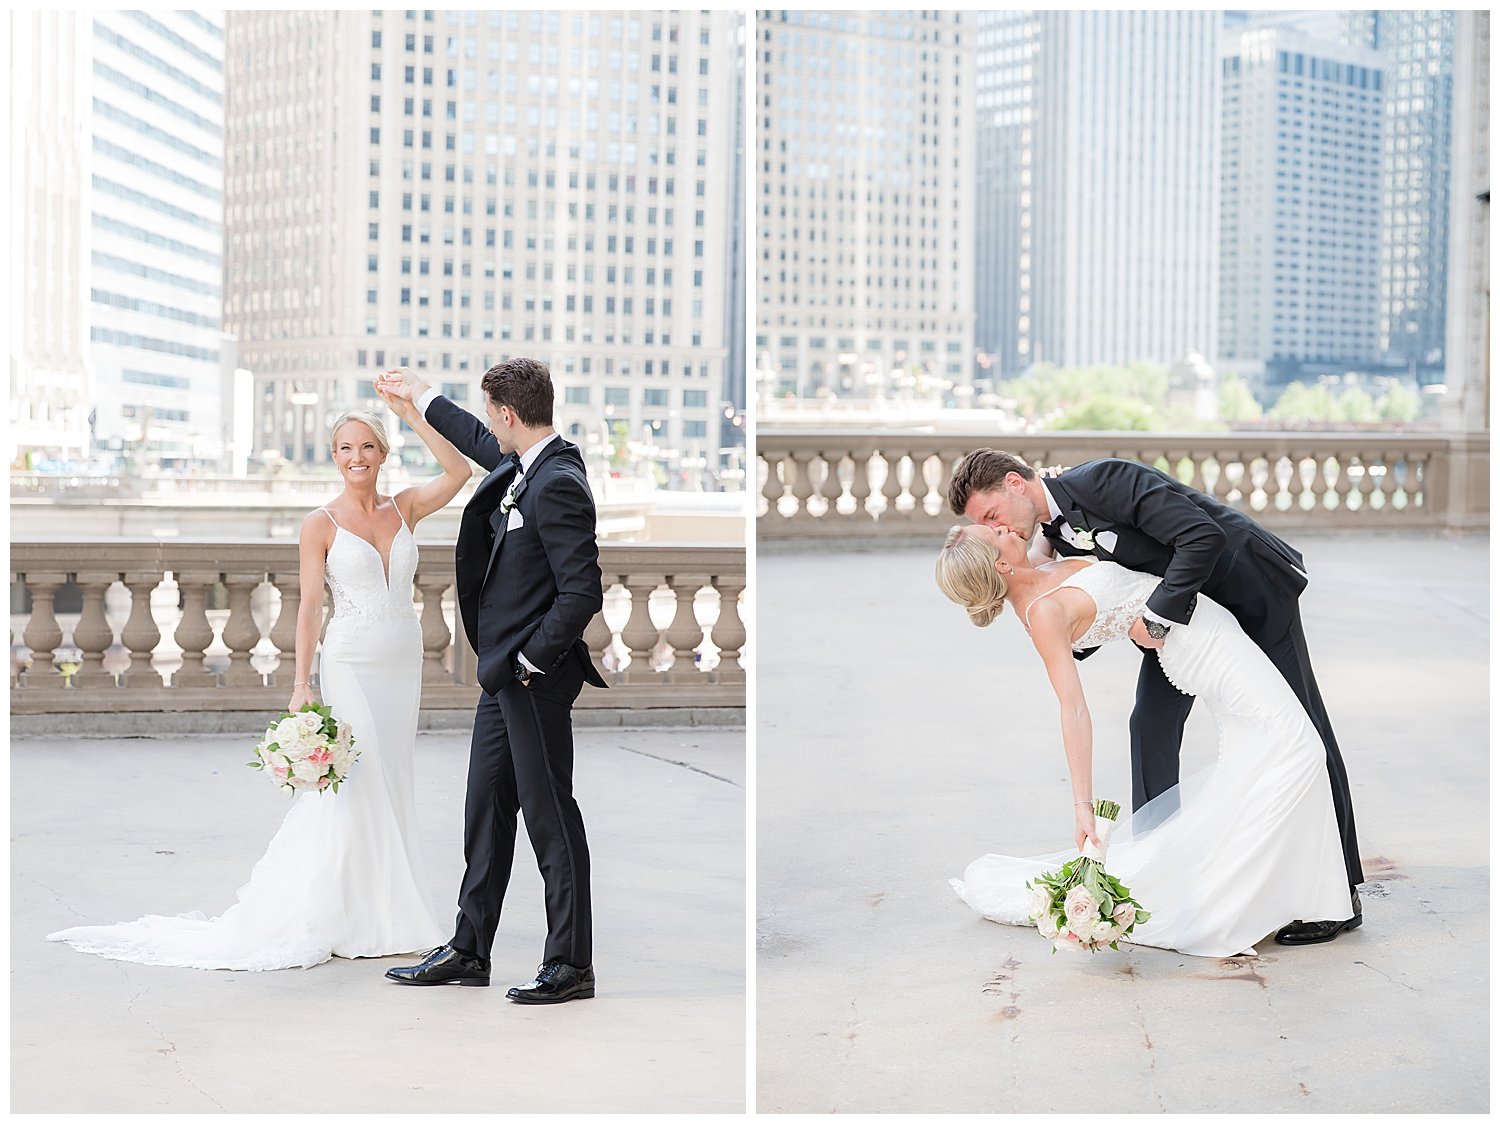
[8,8,1486,467]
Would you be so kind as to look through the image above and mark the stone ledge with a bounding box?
[9,707,746,739]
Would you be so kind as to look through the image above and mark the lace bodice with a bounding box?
[1028,560,1160,652]
[322,511,419,628]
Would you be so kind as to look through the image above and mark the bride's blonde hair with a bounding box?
[330,410,391,458]
[935,525,1009,627]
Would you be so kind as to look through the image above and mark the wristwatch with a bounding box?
[1144,620,1171,641]
[515,660,532,686]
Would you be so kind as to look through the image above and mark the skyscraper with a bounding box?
[974,11,1220,375]
[88,11,227,467]
[9,12,93,465]
[1344,10,1456,370]
[755,10,975,400]
[1219,28,1384,382]
[224,10,742,481]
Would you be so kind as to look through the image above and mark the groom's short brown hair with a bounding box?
[481,357,554,427]
[946,449,1036,516]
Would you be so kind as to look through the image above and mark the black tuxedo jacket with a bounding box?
[1043,458,1308,647]
[426,395,607,696]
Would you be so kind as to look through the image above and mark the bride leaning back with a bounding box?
[935,523,1353,958]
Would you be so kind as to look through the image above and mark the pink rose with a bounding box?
[1112,901,1137,931]
[306,746,333,767]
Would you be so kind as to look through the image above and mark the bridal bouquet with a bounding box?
[1025,799,1151,953]
[248,704,359,795]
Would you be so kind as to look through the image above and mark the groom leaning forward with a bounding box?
[947,449,1363,946]
[380,359,606,1001]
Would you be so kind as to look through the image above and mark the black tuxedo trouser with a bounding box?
[1130,595,1364,890]
[452,654,592,966]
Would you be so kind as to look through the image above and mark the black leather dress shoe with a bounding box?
[385,944,490,986]
[506,960,595,1004]
[1274,889,1363,946]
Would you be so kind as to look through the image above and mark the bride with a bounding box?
[48,408,472,970]
[935,523,1353,958]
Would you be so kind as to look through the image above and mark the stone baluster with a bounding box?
[909,451,938,521]
[1285,453,1309,513]
[1376,454,1399,510]
[220,574,264,687]
[761,454,786,521]
[71,571,120,689]
[711,575,746,685]
[267,571,301,689]
[19,572,68,690]
[173,571,220,687]
[584,575,617,674]
[878,450,904,518]
[1355,454,1379,510]
[415,572,453,684]
[665,573,710,680]
[847,450,874,522]
[788,452,819,522]
[1331,453,1356,514]
[120,570,164,689]
[619,574,664,680]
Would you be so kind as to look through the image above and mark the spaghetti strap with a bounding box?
[1022,584,1067,635]
[319,508,341,529]
[391,497,409,531]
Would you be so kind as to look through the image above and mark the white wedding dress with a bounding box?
[951,560,1353,957]
[48,508,446,970]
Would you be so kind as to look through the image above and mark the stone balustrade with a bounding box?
[758,429,1489,537]
[10,540,745,717]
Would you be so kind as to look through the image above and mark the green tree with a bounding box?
[1270,381,1338,424]
[1046,395,1154,431]
[1217,372,1262,422]
[1336,387,1376,424]
[1379,383,1421,423]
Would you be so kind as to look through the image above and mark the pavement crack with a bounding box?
[1354,959,1419,992]
[123,975,226,1111]
[617,744,741,786]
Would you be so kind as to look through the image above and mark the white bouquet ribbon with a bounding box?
[1080,813,1118,863]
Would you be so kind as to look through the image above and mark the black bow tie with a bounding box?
[1042,514,1067,536]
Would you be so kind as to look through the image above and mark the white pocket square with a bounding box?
[1095,530,1118,552]
[506,509,525,532]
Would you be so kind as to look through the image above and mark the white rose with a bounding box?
[1091,919,1119,945]
[291,759,323,784]
[273,717,302,746]
[1063,885,1099,933]
[1034,910,1062,939]
[296,711,324,736]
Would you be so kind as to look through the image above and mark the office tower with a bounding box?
[755,10,975,400]
[9,12,93,464]
[1442,10,1489,434]
[1220,28,1384,381]
[89,11,228,467]
[225,10,742,480]
[974,11,1219,376]
[1344,10,1456,369]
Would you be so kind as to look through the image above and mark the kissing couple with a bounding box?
[50,358,607,1004]
[936,450,1364,956]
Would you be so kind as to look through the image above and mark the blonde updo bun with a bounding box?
[935,524,1009,627]
[330,410,391,458]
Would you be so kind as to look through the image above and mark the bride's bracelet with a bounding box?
[1075,800,1093,808]
[294,681,310,687]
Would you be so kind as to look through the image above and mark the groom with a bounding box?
[380,359,606,1001]
[947,449,1363,945]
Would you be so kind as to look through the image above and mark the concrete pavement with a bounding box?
[757,531,1488,1114]
[13,727,745,1113]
